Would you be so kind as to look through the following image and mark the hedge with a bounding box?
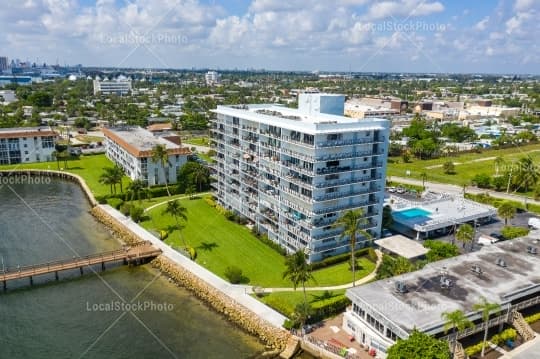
[310,248,375,270]
[525,312,540,324]
[309,296,351,323]
[465,328,517,357]
[107,197,124,209]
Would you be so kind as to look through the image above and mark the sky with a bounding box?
[1,0,539,74]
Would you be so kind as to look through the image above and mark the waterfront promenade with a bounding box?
[98,204,288,328]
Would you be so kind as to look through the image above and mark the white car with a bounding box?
[387,187,397,193]
[396,187,406,194]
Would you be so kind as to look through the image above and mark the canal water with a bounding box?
[0,180,265,358]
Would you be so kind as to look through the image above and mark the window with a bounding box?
[326,160,339,167]
[353,303,365,318]
[327,133,342,141]
[325,174,339,180]
[366,313,385,334]
[386,329,397,341]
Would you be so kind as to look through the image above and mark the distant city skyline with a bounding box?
[0,0,538,74]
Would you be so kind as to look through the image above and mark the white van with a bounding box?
[478,234,499,246]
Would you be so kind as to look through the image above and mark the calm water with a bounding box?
[0,180,265,358]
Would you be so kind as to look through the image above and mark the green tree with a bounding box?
[151,144,171,196]
[424,240,459,262]
[333,209,372,286]
[512,156,539,191]
[472,173,491,188]
[473,297,501,357]
[177,161,211,193]
[387,330,451,359]
[126,179,148,202]
[497,201,516,226]
[382,205,393,228]
[162,200,189,250]
[443,161,456,175]
[455,224,474,251]
[494,156,505,176]
[111,165,125,193]
[442,310,473,358]
[99,167,118,194]
[282,250,315,314]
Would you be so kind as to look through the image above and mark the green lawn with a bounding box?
[141,198,375,288]
[0,154,129,197]
[184,137,211,146]
[257,289,347,316]
[388,143,540,187]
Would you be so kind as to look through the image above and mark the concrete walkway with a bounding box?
[99,204,288,328]
[391,176,540,206]
[500,335,540,358]
[249,249,383,293]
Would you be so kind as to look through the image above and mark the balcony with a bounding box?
[314,150,384,162]
[314,187,381,202]
[283,174,313,190]
[281,136,315,148]
[280,147,315,162]
[314,174,383,188]
[315,162,383,176]
[313,200,379,215]
[280,186,313,204]
[282,161,314,177]
[317,137,385,148]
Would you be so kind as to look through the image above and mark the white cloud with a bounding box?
[365,0,444,20]
[475,16,489,31]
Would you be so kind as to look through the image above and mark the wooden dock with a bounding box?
[1,241,162,289]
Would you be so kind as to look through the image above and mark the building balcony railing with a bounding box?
[282,198,312,218]
[314,186,381,202]
[312,222,377,240]
[315,161,383,175]
[314,174,383,188]
[280,186,313,204]
[316,136,385,148]
[313,200,379,215]
[280,147,315,162]
[282,223,310,242]
[281,136,315,148]
[314,150,384,162]
[282,161,314,177]
[283,175,313,192]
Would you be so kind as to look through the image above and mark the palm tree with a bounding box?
[514,156,539,192]
[498,201,516,226]
[52,151,60,170]
[162,200,188,248]
[442,310,474,358]
[420,171,427,191]
[473,297,501,357]
[99,167,117,194]
[455,224,474,251]
[283,250,315,327]
[192,164,210,192]
[333,209,372,286]
[126,179,148,202]
[111,165,125,193]
[151,144,171,196]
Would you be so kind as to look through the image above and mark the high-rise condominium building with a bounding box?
[205,71,220,86]
[93,77,132,95]
[0,57,8,71]
[211,94,389,262]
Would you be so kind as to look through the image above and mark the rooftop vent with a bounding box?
[471,264,483,276]
[440,277,453,289]
[496,258,507,267]
[395,281,408,294]
[527,246,538,255]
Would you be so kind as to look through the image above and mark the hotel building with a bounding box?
[102,127,191,186]
[211,94,390,262]
[93,77,132,96]
[0,127,57,164]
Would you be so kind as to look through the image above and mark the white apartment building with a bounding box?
[205,71,220,86]
[93,77,132,95]
[211,94,390,262]
[102,127,191,186]
[0,127,57,164]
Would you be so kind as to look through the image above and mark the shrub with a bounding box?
[206,149,217,157]
[224,266,244,284]
[129,206,144,222]
[96,195,108,204]
[367,247,378,263]
[309,296,351,323]
[465,342,485,357]
[107,197,124,209]
[501,226,529,239]
[424,240,459,262]
[257,234,287,256]
[205,196,217,207]
[120,203,132,216]
[310,248,372,270]
[159,230,168,240]
[188,246,197,260]
[443,161,456,174]
[472,173,492,188]
[224,210,236,221]
[525,312,540,324]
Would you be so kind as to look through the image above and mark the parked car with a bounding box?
[396,186,406,194]
[387,187,396,193]
[528,217,540,229]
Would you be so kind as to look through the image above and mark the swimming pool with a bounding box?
[395,207,432,218]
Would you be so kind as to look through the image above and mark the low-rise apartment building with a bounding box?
[0,127,57,164]
[93,77,132,95]
[211,93,390,262]
[102,127,190,185]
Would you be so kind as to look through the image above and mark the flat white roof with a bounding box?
[375,235,429,259]
[105,127,179,151]
[212,104,389,134]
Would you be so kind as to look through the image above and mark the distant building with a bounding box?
[0,127,57,164]
[93,77,132,96]
[345,102,399,119]
[102,127,190,186]
[0,76,33,86]
[0,57,7,71]
[205,71,220,86]
[343,234,540,357]
[211,93,390,261]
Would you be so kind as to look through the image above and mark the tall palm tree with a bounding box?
[111,165,125,193]
[420,171,427,191]
[151,144,171,196]
[126,179,148,202]
[497,201,516,226]
[473,297,501,357]
[455,223,474,252]
[282,250,315,309]
[514,156,539,192]
[162,200,188,248]
[333,209,372,286]
[192,164,210,192]
[442,310,474,358]
[99,167,117,194]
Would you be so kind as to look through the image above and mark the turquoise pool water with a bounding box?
[396,207,432,218]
